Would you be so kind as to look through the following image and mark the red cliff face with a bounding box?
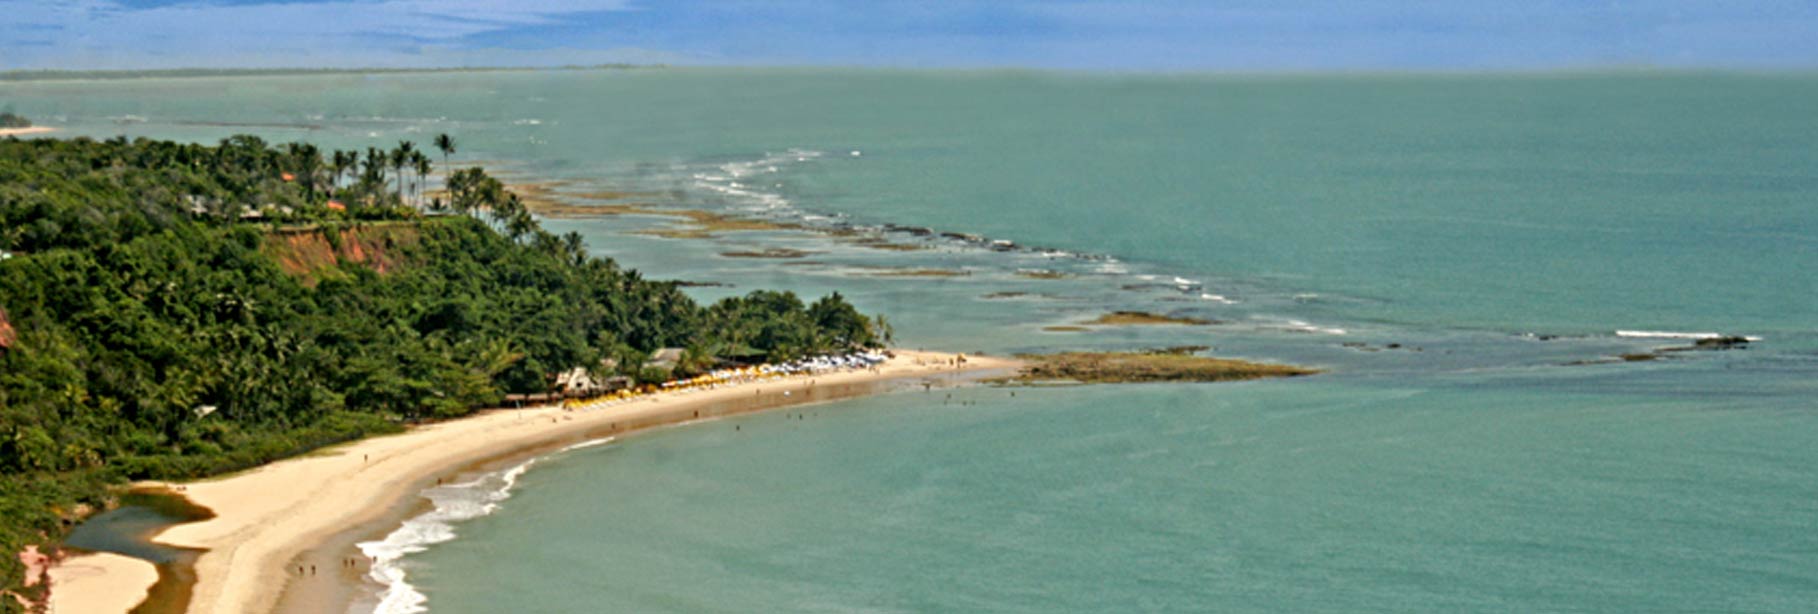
[0,306,15,350]
[262,224,419,286]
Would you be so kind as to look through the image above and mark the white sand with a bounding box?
[47,552,159,613]
[99,350,1010,614]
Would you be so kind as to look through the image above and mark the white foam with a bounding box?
[1615,330,1719,340]
[1279,319,1348,335]
[1093,261,1129,274]
[559,436,617,453]
[355,459,538,614]
[1198,293,1236,304]
[1616,330,1761,342]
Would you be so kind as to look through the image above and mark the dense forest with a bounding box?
[0,134,881,607]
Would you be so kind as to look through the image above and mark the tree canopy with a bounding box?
[0,134,883,607]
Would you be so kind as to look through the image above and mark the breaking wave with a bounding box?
[353,459,538,614]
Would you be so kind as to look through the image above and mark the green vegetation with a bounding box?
[0,135,882,608]
[0,113,26,129]
[1005,347,1318,384]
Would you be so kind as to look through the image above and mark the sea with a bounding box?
[8,68,1817,613]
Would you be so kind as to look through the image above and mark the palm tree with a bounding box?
[363,147,388,199]
[561,231,586,266]
[292,143,322,198]
[872,314,895,346]
[413,151,432,208]
[390,142,413,203]
[433,133,456,173]
[330,150,352,191]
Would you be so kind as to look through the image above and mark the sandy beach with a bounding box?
[53,350,1013,614]
[0,127,56,137]
[46,552,159,613]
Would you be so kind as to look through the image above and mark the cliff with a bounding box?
[262,223,421,286]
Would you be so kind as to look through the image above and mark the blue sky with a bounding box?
[4,0,1818,71]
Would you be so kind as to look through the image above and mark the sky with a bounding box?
[3,0,1818,72]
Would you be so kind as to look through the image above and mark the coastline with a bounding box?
[63,350,1013,614]
[0,126,55,137]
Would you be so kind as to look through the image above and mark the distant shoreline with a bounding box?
[51,350,1015,614]
[0,64,663,83]
[0,126,55,137]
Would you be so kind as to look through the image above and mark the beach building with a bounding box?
[648,348,686,371]
[554,366,631,396]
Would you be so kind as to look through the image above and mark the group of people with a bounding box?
[296,557,363,576]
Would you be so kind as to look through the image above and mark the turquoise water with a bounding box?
[8,69,1817,612]
[420,381,1818,613]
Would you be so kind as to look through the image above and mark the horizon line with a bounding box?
[6,62,1818,83]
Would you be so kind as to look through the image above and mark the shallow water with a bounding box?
[9,68,1816,612]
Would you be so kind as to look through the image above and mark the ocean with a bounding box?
[8,68,1816,612]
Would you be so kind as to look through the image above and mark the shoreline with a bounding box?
[278,370,974,614]
[0,126,55,137]
[58,350,1014,614]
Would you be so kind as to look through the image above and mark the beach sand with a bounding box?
[0,127,55,137]
[47,552,160,613]
[58,350,1012,614]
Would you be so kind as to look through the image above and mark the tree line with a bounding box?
[0,134,883,608]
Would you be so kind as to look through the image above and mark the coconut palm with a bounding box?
[413,151,432,208]
[362,147,387,188]
[433,133,456,172]
[561,231,586,266]
[330,150,353,190]
[389,143,412,203]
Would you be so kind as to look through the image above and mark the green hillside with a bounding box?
[0,135,881,608]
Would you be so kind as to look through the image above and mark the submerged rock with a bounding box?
[1003,348,1317,384]
[1692,336,1752,350]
